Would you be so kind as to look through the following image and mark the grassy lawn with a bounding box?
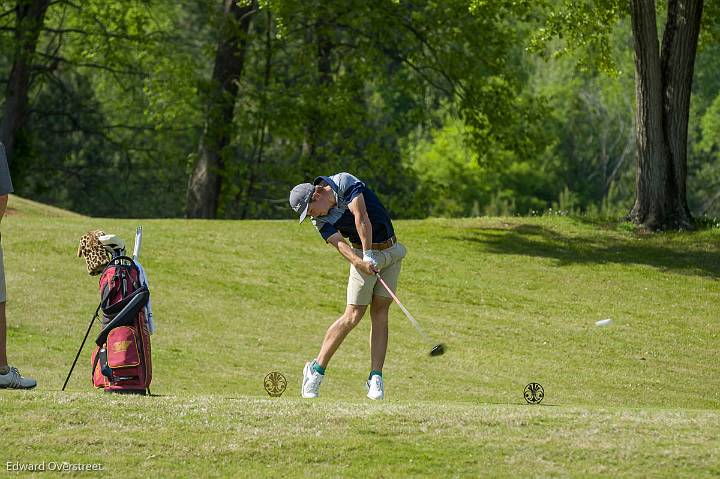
[1,195,719,477]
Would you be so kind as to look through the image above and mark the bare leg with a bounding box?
[369,296,392,372]
[0,302,7,367]
[316,304,367,368]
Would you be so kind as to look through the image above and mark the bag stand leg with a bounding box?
[62,304,101,391]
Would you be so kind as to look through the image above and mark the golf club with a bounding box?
[99,234,126,258]
[375,273,445,356]
[61,303,101,391]
[132,225,142,261]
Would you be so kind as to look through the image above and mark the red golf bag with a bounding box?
[91,256,152,394]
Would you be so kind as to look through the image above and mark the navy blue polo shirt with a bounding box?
[310,172,394,246]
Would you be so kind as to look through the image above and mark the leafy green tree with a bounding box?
[530,19,637,215]
[535,0,711,230]
[0,0,208,216]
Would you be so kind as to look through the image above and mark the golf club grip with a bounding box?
[132,226,142,261]
[376,274,427,336]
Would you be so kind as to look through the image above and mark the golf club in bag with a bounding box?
[375,273,445,356]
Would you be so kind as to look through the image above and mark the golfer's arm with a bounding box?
[348,193,372,251]
[327,233,363,267]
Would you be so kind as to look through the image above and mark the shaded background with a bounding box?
[1,0,720,220]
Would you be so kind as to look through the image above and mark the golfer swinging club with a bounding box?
[289,173,406,400]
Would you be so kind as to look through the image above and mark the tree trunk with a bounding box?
[628,0,702,230]
[0,0,50,163]
[660,0,702,226]
[186,0,257,219]
[302,15,333,162]
[629,0,669,228]
[240,8,273,219]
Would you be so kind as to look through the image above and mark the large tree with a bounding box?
[537,0,707,230]
[186,0,257,218]
[0,0,50,161]
[0,0,192,216]
[301,2,334,163]
[628,0,703,229]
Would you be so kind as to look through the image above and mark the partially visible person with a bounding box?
[0,142,36,389]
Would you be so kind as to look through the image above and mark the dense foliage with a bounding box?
[1,0,719,220]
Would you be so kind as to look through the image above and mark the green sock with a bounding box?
[368,370,382,380]
[0,365,9,375]
[312,361,325,375]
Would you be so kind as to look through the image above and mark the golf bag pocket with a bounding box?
[107,326,140,370]
[99,310,152,393]
[91,347,109,388]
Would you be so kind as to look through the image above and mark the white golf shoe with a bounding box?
[0,366,37,390]
[301,361,323,398]
[366,375,384,400]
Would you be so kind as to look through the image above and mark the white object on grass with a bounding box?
[595,319,613,327]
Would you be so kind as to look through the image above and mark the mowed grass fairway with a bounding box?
[2,195,719,477]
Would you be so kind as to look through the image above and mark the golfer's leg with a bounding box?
[0,302,6,367]
[369,295,392,372]
[0,243,6,367]
[316,258,375,368]
[369,245,404,373]
[316,304,367,368]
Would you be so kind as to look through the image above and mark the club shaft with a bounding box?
[376,274,431,342]
[62,305,100,391]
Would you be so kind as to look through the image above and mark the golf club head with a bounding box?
[429,343,445,357]
[99,234,126,257]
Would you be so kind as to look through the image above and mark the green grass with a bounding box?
[2,196,719,477]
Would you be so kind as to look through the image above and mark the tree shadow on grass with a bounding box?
[446,223,720,280]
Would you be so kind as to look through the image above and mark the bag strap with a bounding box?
[95,289,149,347]
[101,285,149,316]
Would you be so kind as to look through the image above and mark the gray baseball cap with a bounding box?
[289,183,314,223]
